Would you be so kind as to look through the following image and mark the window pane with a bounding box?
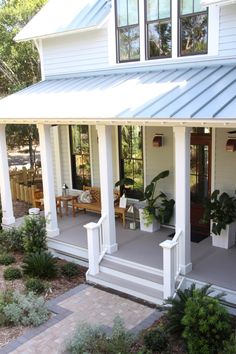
[121,126,132,159]
[128,0,139,25]
[148,22,171,58]
[146,0,158,21]
[133,160,144,191]
[194,0,206,12]
[180,14,207,55]
[132,126,142,159]
[180,0,193,15]
[117,0,128,26]
[118,26,140,61]
[159,0,170,19]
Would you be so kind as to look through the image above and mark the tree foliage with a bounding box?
[0,0,46,96]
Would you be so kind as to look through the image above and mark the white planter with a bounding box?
[139,208,160,233]
[212,221,236,249]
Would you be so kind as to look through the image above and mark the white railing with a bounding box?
[160,229,182,299]
[84,214,107,276]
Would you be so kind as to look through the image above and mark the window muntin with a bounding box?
[119,126,144,198]
[70,125,91,190]
[179,0,208,56]
[116,0,140,62]
[146,0,171,59]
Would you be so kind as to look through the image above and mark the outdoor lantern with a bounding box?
[226,139,236,152]
[62,183,69,196]
[153,134,163,147]
[127,204,136,230]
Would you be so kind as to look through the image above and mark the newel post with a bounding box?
[84,222,100,276]
[160,240,176,299]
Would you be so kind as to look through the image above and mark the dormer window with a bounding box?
[146,0,172,59]
[115,0,140,62]
[179,0,208,56]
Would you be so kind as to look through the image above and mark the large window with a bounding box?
[145,0,171,59]
[179,0,208,56]
[119,126,144,198]
[70,125,91,190]
[116,0,140,62]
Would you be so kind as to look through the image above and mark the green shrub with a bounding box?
[21,215,47,254]
[0,290,13,326]
[25,278,46,294]
[22,252,58,279]
[0,228,23,252]
[67,316,134,354]
[182,289,231,354]
[61,262,79,278]
[4,267,22,280]
[143,326,169,352]
[3,291,49,327]
[0,253,15,265]
[164,283,216,337]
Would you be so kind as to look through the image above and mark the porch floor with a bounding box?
[55,213,236,292]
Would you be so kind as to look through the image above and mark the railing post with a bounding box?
[84,222,100,276]
[160,240,177,299]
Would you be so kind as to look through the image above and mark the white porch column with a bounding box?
[96,125,117,253]
[173,127,192,274]
[38,124,59,237]
[0,124,15,225]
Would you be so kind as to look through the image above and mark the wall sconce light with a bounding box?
[153,134,163,147]
[226,138,236,152]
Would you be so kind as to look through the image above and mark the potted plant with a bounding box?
[201,189,236,248]
[114,177,135,196]
[139,170,175,232]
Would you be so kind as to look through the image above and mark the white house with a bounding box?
[0,0,236,304]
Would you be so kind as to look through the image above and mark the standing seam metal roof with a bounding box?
[0,64,236,121]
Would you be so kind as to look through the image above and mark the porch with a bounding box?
[51,213,236,294]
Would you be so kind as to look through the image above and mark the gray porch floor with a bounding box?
[55,213,236,292]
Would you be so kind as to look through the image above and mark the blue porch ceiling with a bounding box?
[0,64,236,122]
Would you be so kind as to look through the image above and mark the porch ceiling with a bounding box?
[1,64,236,125]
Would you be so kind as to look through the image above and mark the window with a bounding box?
[145,0,172,59]
[116,0,140,62]
[70,125,91,190]
[179,0,208,56]
[119,126,144,198]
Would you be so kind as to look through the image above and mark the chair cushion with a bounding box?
[79,190,92,203]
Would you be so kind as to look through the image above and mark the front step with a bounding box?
[86,257,164,305]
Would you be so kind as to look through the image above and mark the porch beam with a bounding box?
[37,124,59,237]
[173,127,192,274]
[0,124,15,225]
[96,125,117,253]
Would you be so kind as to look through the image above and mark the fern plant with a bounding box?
[22,252,58,279]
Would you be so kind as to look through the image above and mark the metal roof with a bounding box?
[1,64,236,124]
[15,0,110,42]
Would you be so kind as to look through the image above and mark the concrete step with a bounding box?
[100,258,163,291]
[87,272,164,305]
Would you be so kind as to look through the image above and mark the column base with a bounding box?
[106,243,118,254]
[47,227,60,237]
[2,216,16,225]
[180,262,192,275]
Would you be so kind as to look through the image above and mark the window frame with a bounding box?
[118,125,144,199]
[115,0,140,63]
[69,125,91,190]
[178,0,208,57]
[145,0,172,60]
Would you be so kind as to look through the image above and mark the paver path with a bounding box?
[2,284,161,354]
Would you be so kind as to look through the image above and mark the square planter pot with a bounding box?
[212,221,236,249]
[139,208,160,233]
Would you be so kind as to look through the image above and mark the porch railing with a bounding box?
[160,229,182,299]
[84,214,107,276]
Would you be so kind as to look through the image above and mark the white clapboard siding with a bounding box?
[219,5,236,56]
[42,29,109,78]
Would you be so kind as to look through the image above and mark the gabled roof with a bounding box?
[15,0,110,42]
[0,64,236,124]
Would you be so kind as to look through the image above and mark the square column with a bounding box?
[0,124,15,225]
[38,124,59,237]
[96,125,117,253]
[173,127,192,274]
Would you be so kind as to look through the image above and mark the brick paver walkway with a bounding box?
[2,284,161,354]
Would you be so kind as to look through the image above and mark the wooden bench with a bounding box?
[72,186,126,227]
